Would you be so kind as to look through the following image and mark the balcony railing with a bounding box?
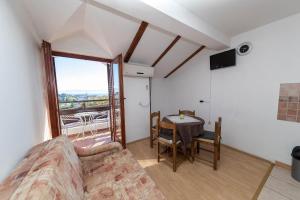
[59,99,110,136]
[59,99,110,113]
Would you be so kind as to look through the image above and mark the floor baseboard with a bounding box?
[127,137,149,145]
[222,144,273,164]
[275,160,291,170]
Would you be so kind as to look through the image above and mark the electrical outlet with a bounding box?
[208,121,211,125]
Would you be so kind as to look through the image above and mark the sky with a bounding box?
[54,57,108,95]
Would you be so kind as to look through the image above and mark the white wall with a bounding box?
[152,13,300,165]
[151,78,172,117]
[151,49,214,124]
[0,1,48,181]
[124,77,150,143]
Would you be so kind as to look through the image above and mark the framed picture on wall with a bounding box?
[277,83,300,123]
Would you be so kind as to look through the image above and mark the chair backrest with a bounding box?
[60,115,82,126]
[158,121,177,143]
[179,109,195,117]
[150,111,160,129]
[214,117,222,144]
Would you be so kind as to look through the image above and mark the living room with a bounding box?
[1,0,300,199]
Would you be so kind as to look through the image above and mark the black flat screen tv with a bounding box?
[210,49,236,70]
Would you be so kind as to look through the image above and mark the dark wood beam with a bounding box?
[124,21,148,63]
[151,35,181,67]
[164,46,206,78]
[52,51,112,63]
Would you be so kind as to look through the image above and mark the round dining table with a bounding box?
[163,115,205,154]
[74,112,99,134]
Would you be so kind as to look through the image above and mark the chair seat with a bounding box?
[194,130,215,143]
[158,129,181,144]
[158,137,181,145]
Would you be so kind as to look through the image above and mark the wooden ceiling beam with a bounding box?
[124,21,148,63]
[151,35,181,67]
[164,46,206,78]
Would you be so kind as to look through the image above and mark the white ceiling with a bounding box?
[23,0,205,78]
[96,0,230,49]
[154,39,199,77]
[174,0,300,36]
[130,26,175,66]
[22,0,300,78]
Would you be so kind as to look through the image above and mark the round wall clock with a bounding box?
[236,42,252,56]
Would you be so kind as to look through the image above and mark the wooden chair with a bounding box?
[150,111,160,148]
[191,117,222,170]
[158,121,181,172]
[179,109,195,117]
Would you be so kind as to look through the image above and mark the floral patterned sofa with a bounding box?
[0,136,165,200]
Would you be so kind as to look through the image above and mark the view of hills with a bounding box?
[58,91,109,110]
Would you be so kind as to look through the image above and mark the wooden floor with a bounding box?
[127,139,272,200]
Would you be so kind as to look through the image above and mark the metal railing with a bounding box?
[59,99,111,136]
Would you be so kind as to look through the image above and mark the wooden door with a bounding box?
[109,54,126,148]
[42,41,61,138]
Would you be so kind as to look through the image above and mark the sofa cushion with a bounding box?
[82,149,165,200]
[9,136,84,200]
[75,142,122,157]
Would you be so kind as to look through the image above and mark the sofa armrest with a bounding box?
[75,142,122,158]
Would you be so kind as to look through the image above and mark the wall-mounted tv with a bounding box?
[210,49,236,70]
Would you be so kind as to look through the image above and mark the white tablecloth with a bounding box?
[166,115,201,124]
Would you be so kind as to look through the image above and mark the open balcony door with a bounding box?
[108,54,126,148]
[42,41,61,138]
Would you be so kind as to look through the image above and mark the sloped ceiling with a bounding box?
[130,26,175,66]
[174,0,300,37]
[22,0,300,77]
[23,0,205,78]
[24,0,82,41]
[154,39,199,77]
[51,30,112,58]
